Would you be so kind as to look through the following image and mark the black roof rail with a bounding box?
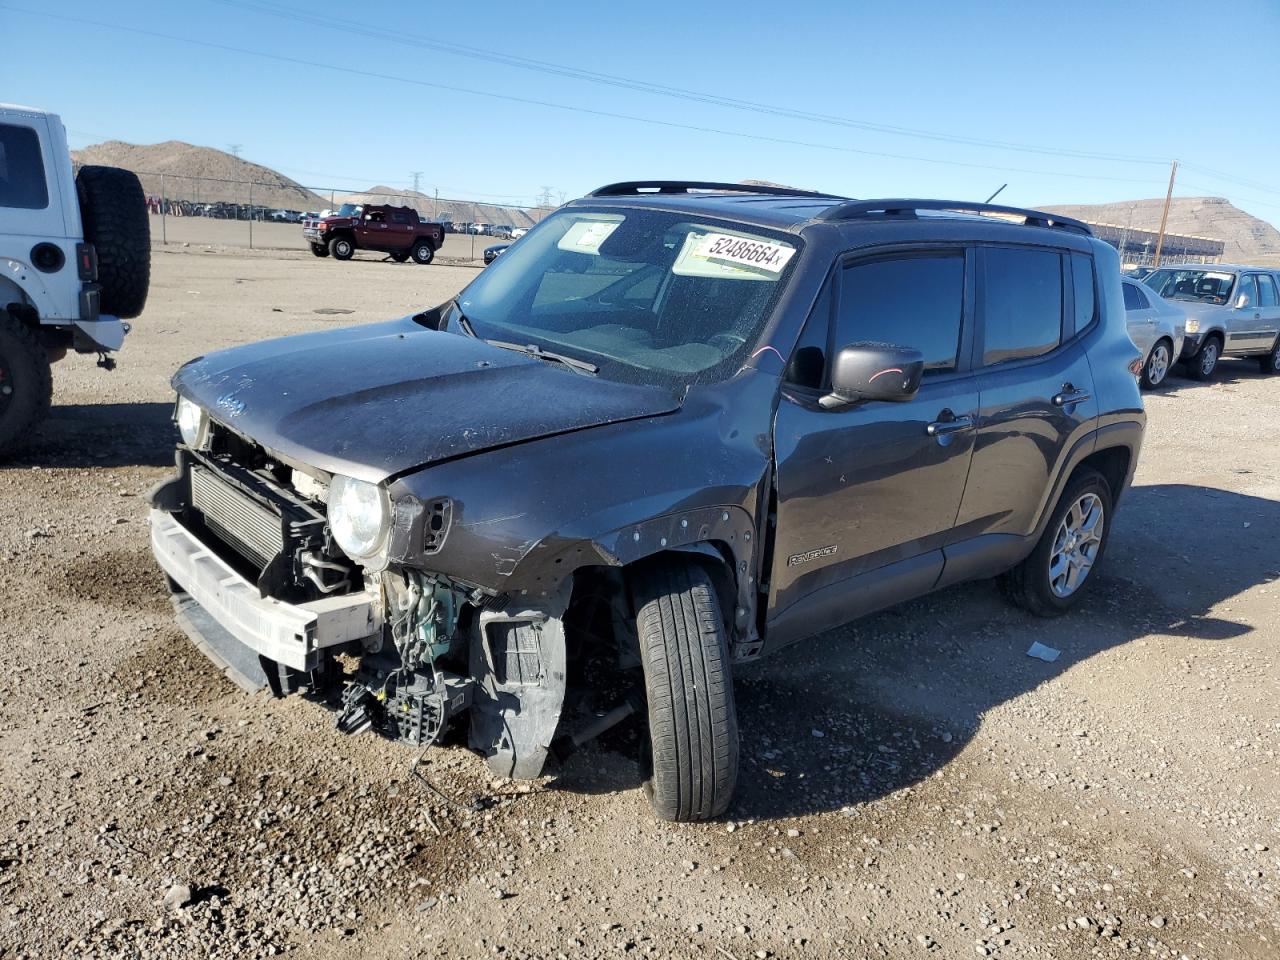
[817,199,1093,236]
[588,180,841,200]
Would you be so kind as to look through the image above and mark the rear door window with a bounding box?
[981,247,1063,365]
[834,253,966,372]
[0,123,48,210]
[1255,274,1277,307]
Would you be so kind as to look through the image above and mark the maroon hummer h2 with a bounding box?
[304,203,445,265]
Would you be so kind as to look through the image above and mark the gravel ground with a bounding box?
[1,247,1277,960]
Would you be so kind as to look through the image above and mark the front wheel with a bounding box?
[1185,336,1220,381]
[630,560,738,822]
[1140,338,1172,389]
[328,236,354,260]
[0,313,53,457]
[1259,337,1280,375]
[411,240,435,265]
[389,251,410,263]
[999,468,1113,617]
[310,242,329,258]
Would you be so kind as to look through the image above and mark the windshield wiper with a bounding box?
[484,340,599,375]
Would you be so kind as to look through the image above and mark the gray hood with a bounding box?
[173,316,682,483]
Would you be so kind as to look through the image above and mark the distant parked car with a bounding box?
[1143,264,1280,379]
[1122,266,1154,281]
[511,227,528,239]
[1121,278,1184,389]
[303,204,444,264]
[483,242,509,265]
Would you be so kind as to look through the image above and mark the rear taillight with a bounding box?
[1128,358,1143,376]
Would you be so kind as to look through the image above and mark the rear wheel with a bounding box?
[1185,335,1221,381]
[389,251,410,263]
[1259,337,1280,375]
[411,240,435,265]
[328,236,354,260]
[310,242,329,258]
[0,313,53,457]
[1140,338,1173,389]
[1000,468,1113,617]
[630,559,738,822]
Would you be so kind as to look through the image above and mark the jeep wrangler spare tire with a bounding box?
[0,311,53,456]
[75,165,150,319]
[630,559,739,821]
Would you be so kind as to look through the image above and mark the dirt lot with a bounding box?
[1,246,1278,960]
[146,213,503,262]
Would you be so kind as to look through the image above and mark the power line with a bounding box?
[213,0,1170,168]
[0,4,1173,189]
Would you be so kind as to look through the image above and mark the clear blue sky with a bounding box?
[3,0,1279,226]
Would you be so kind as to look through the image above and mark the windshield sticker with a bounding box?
[556,219,621,255]
[673,231,795,281]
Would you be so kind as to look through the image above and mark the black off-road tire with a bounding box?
[75,165,150,319]
[1185,334,1221,381]
[411,240,435,265]
[328,236,354,260]
[310,242,329,258]
[0,312,53,457]
[389,251,410,263]
[630,559,738,822]
[999,468,1114,618]
[1259,337,1280,375]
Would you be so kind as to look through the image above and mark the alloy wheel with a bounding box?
[1147,343,1169,385]
[1201,341,1218,376]
[1048,493,1105,599]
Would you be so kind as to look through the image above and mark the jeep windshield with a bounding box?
[445,207,800,389]
[1144,268,1237,304]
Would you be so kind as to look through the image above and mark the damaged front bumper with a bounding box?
[150,508,379,686]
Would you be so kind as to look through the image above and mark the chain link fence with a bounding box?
[85,168,554,262]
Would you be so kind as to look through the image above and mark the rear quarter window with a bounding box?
[1071,253,1098,332]
[0,123,49,210]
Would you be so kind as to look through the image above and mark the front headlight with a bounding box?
[175,395,209,449]
[328,475,390,560]
[1184,318,1200,334]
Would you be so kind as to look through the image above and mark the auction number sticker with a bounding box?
[674,231,796,280]
[698,232,795,273]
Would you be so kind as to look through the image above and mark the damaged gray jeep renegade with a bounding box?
[150,182,1145,821]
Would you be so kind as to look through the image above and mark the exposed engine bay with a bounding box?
[149,422,588,780]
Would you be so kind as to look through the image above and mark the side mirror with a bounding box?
[820,342,924,409]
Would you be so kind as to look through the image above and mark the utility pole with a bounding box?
[1153,160,1178,269]
[411,171,423,195]
[537,186,554,208]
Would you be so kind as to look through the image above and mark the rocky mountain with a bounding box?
[333,185,549,229]
[1040,197,1280,266]
[71,141,327,210]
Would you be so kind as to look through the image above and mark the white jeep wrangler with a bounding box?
[0,103,150,454]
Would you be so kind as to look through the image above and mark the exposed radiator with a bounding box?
[190,464,284,569]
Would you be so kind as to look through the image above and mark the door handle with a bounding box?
[1052,386,1092,407]
[926,413,974,436]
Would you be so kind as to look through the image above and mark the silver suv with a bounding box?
[1142,264,1280,379]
